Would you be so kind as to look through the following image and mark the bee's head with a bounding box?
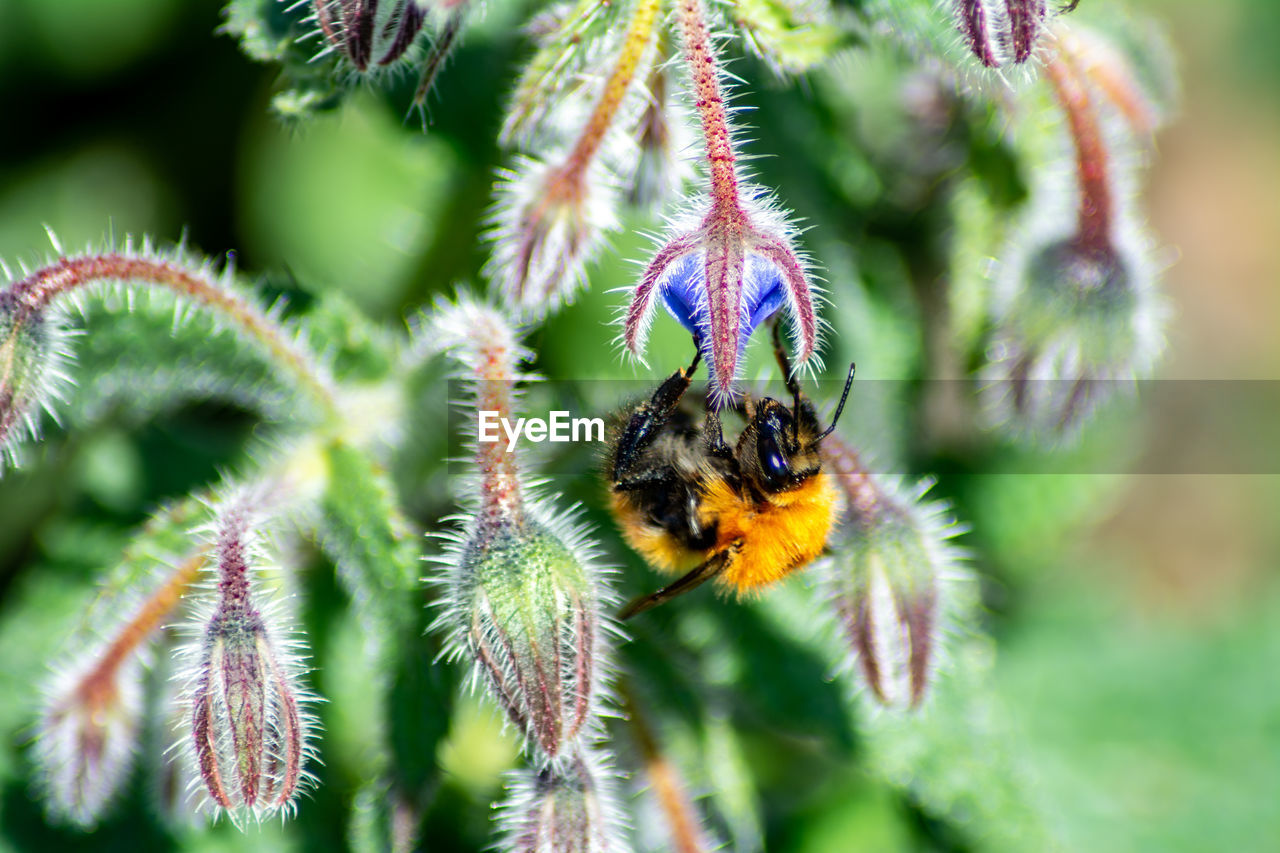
[739,399,821,493]
[739,364,855,495]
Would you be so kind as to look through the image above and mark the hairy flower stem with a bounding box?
[69,554,204,721]
[563,0,659,179]
[6,253,338,419]
[620,680,709,853]
[89,556,204,695]
[1043,46,1113,256]
[677,0,740,214]
[465,311,526,532]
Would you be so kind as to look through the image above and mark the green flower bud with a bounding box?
[983,238,1165,439]
[440,512,610,763]
[497,749,626,852]
[823,438,965,709]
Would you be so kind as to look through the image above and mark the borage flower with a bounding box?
[487,0,660,317]
[430,297,617,764]
[622,0,820,402]
[180,489,316,823]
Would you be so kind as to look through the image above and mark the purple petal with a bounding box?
[658,251,785,377]
[658,253,706,338]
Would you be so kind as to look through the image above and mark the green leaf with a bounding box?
[732,0,849,75]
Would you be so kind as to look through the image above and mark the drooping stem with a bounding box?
[75,554,205,713]
[619,680,710,853]
[6,252,339,420]
[1060,28,1158,136]
[559,0,661,179]
[467,311,526,532]
[1044,45,1114,254]
[675,0,740,212]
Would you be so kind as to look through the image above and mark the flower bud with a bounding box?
[486,156,617,317]
[823,440,963,708]
[982,237,1164,439]
[433,296,614,763]
[310,0,428,73]
[37,656,144,828]
[445,516,607,762]
[182,496,314,821]
[0,289,69,468]
[497,749,626,853]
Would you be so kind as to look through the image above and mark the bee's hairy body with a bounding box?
[605,333,853,619]
[608,403,838,592]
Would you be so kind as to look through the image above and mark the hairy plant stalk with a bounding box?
[1043,46,1113,254]
[676,0,740,212]
[6,252,338,419]
[79,554,204,706]
[562,0,660,180]
[466,309,528,531]
[622,683,712,852]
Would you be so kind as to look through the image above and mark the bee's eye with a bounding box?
[757,430,791,483]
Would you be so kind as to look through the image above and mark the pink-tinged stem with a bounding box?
[675,0,741,213]
[6,253,337,418]
[468,314,526,530]
[74,554,204,722]
[1043,49,1114,255]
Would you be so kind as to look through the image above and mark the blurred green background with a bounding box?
[1,0,1278,851]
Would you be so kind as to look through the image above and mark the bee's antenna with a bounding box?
[813,363,856,444]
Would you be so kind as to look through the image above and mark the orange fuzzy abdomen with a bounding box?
[698,473,838,591]
[610,472,839,593]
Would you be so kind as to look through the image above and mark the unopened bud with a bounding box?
[983,237,1164,439]
[37,657,144,828]
[498,749,625,852]
[433,296,614,762]
[445,516,607,762]
[183,496,314,821]
[0,289,69,468]
[486,157,616,317]
[823,440,963,708]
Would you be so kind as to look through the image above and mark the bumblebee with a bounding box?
[607,323,855,619]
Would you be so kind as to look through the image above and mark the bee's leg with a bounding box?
[611,345,702,483]
[702,409,734,461]
[617,548,734,620]
[771,317,802,400]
